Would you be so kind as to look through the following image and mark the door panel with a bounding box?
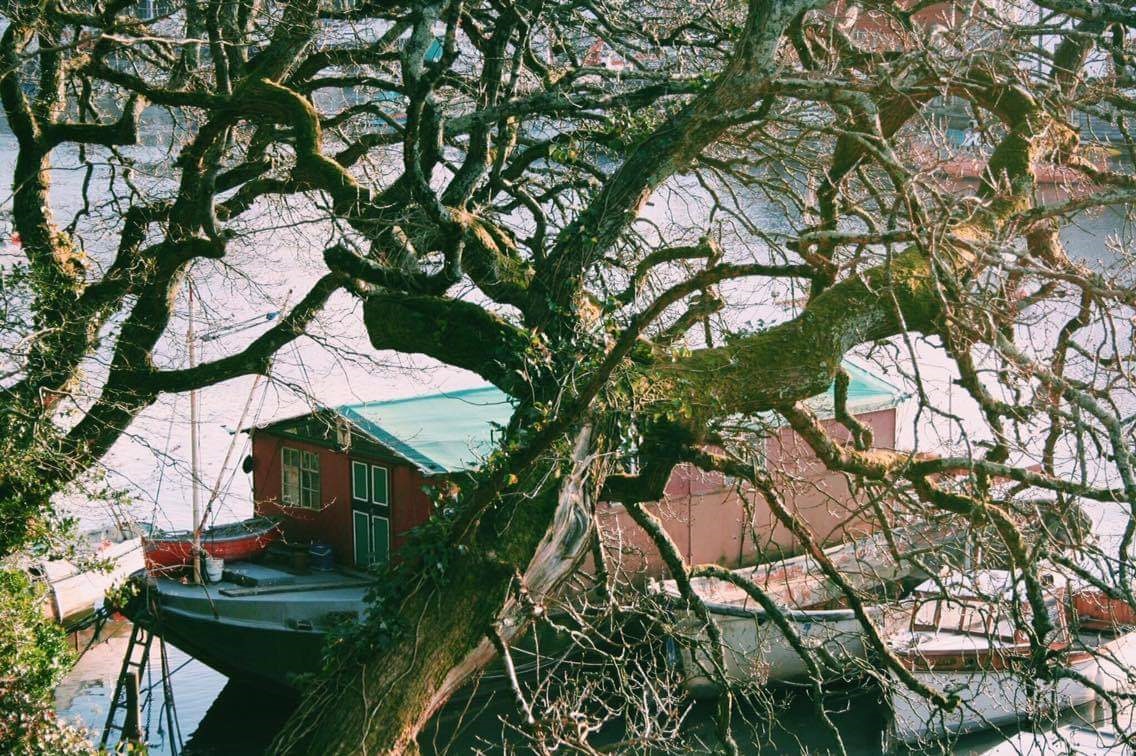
[352,461,369,502]
[371,466,389,505]
[353,510,371,566]
[370,516,390,564]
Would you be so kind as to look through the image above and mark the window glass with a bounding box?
[282,447,320,508]
[300,450,320,508]
[282,448,300,505]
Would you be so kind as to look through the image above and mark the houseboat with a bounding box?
[124,362,908,690]
[248,362,905,574]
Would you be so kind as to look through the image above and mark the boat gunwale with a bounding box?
[695,597,893,622]
[142,515,282,544]
[892,642,1061,672]
[144,528,278,546]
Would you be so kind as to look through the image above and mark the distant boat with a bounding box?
[142,516,282,570]
[885,569,1136,746]
[28,523,145,628]
[656,518,962,696]
[1074,589,1136,631]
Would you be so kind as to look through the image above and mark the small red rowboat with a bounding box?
[143,516,283,570]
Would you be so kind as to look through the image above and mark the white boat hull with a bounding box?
[678,602,910,696]
[38,536,145,626]
[660,520,962,697]
[888,631,1136,745]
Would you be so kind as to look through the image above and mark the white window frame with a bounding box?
[352,460,369,502]
[282,446,320,509]
[370,464,389,506]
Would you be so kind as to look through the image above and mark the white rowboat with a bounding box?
[30,523,145,627]
[658,519,960,696]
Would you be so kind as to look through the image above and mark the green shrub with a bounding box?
[0,569,94,755]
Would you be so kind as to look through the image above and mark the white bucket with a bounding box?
[204,556,224,583]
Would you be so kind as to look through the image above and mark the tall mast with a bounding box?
[188,278,202,584]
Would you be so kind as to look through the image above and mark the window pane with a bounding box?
[371,466,388,505]
[352,462,369,501]
[282,470,298,505]
[286,450,319,509]
[302,450,319,472]
[301,470,319,509]
[282,448,299,505]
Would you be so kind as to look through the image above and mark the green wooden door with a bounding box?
[370,516,390,565]
[353,510,371,566]
[354,511,389,566]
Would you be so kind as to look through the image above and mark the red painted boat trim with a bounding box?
[143,517,282,570]
[1073,590,1136,630]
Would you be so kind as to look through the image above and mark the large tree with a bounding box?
[3,0,1136,752]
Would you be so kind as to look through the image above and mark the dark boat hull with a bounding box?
[121,566,572,695]
[133,606,324,690]
[121,565,367,691]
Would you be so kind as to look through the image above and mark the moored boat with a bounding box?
[657,518,962,696]
[120,558,562,692]
[124,561,372,689]
[142,515,283,570]
[1074,589,1136,631]
[910,140,1107,189]
[29,523,145,628]
[885,570,1136,747]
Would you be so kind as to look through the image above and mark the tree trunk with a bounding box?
[273,429,598,754]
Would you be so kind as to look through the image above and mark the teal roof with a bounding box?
[813,361,905,417]
[303,362,902,476]
[337,386,513,474]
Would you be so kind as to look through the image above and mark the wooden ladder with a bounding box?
[100,622,183,754]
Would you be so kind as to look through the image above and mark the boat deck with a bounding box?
[137,562,374,630]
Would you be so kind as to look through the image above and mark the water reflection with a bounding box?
[182,682,297,755]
